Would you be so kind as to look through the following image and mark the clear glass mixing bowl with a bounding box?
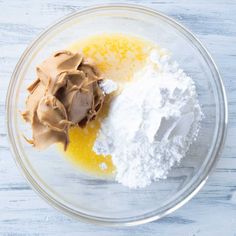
[6,4,227,226]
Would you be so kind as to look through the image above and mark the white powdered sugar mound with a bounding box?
[99,79,118,94]
[93,49,202,188]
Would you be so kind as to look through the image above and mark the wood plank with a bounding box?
[0,0,235,235]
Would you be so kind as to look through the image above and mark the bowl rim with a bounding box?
[6,3,228,226]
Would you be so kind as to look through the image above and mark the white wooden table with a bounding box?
[0,0,235,235]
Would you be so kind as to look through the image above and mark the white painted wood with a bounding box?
[0,0,235,235]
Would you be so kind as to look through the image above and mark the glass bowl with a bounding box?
[6,4,228,226]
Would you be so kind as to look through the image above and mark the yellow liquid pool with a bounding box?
[62,33,154,176]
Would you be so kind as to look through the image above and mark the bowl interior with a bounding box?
[8,5,226,224]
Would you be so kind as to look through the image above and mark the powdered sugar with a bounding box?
[93,49,202,188]
[99,162,108,171]
[99,79,118,94]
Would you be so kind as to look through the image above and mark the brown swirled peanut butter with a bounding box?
[22,50,105,150]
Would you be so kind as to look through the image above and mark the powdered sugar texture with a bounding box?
[93,49,202,188]
[99,79,118,94]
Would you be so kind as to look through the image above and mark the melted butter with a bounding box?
[64,99,115,176]
[68,33,152,82]
[62,33,153,176]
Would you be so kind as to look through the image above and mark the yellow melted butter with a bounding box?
[62,33,154,176]
[68,33,153,82]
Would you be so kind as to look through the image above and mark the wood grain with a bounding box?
[0,0,236,235]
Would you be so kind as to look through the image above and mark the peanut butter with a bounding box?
[22,50,105,150]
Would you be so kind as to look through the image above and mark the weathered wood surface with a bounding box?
[0,0,235,235]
